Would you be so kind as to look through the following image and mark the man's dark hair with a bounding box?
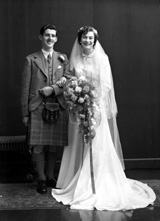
[40,24,57,36]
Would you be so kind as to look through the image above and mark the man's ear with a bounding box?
[39,35,42,40]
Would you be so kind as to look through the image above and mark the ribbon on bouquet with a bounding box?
[89,140,96,194]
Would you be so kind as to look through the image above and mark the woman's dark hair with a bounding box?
[40,24,57,36]
[77,26,98,46]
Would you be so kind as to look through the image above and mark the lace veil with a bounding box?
[69,39,125,169]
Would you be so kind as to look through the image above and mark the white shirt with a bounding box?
[41,49,53,59]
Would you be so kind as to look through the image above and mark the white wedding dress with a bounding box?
[51,40,156,211]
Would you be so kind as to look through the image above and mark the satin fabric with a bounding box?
[52,108,156,210]
[51,40,156,210]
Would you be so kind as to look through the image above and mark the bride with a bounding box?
[51,26,156,211]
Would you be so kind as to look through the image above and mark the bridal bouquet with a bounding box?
[63,76,101,143]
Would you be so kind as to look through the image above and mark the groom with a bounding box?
[21,24,69,194]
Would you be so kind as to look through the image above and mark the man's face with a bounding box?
[39,29,57,51]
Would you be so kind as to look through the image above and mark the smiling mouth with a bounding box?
[83,43,92,46]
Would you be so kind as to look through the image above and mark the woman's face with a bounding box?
[80,31,95,52]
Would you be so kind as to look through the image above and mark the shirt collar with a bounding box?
[41,49,53,59]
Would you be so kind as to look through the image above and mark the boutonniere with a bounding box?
[58,54,65,63]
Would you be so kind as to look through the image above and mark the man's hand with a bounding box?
[23,116,29,127]
[39,86,54,97]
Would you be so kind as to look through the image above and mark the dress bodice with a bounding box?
[73,52,100,89]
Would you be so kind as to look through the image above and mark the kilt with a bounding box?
[27,102,68,146]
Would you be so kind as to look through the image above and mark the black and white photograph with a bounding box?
[0,0,160,220]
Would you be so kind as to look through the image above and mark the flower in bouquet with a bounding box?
[75,86,82,93]
[64,76,101,144]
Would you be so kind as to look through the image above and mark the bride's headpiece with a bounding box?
[78,26,98,36]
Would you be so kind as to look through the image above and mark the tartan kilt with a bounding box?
[27,102,68,146]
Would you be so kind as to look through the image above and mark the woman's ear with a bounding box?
[55,36,58,42]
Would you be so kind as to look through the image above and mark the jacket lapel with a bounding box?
[33,51,48,78]
[52,51,59,76]
[33,50,60,79]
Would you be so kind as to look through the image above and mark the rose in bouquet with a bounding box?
[63,76,101,143]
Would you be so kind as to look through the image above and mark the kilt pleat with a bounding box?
[28,103,68,146]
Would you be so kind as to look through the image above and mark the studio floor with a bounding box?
[0,169,160,221]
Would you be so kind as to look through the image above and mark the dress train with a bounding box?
[52,109,156,211]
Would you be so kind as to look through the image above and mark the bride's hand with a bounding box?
[56,77,67,87]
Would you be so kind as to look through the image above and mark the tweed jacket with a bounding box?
[21,50,68,117]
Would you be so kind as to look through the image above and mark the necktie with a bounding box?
[47,53,51,64]
[47,53,53,84]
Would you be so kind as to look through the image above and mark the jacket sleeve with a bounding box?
[21,57,32,117]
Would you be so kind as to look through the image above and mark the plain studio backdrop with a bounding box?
[0,0,160,170]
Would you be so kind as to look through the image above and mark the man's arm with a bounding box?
[21,57,32,121]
